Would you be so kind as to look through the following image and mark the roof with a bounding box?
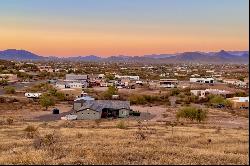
[77,100,130,112]
[66,74,88,80]
[74,96,95,101]
[229,97,249,102]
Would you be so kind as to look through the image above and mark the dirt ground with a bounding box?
[131,105,248,129]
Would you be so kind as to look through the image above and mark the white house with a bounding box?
[56,81,87,89]
[190,90,206,98]
[159,79,178,88]
[115,75,140,81]
[190,77,214,84]
[191,89,233,98]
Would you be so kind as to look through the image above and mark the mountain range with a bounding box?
[0,49,248,64]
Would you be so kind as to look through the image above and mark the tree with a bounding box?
[176,106,207,123]
[39,94,55,110]
[102,86,118,99]
[4,86,16,94]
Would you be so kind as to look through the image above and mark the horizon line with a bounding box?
[0,48,249,58]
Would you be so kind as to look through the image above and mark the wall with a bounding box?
[75,109,101,120]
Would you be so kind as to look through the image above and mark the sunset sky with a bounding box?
[0,0,248,57]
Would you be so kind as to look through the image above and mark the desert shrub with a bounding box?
[60,121,75,128]
[170,89,180,96]
[176,106,207,123]
[101,86,118,99]
[0,97,6,103]
[235,91,247,97]
[95,119,102,127]
[208,94,232,108]
[129,94,163,105]
[76,132,83,138]
[178,93,186,98]
[39,93,55,110]
[116,120,127,129]
[24,125,39,138]
[55,92,66,101]
[4,86,15,94]
[129,95,147,105]
[33,131,61,149]
[6,117,14,125]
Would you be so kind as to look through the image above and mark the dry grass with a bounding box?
[0,119,248,165]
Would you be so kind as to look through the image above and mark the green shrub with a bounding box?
[55,92,65,101]
[208,94,232,108]
[101,86,118,99]
[170,89,180,96]
[4,86,15,94]
[176,106,207,123]
[39,93,55,110]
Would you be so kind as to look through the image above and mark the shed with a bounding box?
[52,108,60,114]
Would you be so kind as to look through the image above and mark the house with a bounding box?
[38,65,54,72]
[56,81,88,89]
[190,90,206,98]
[98,74,105,79]
[73,96,95,110]
[228,97,249,109]
[190,77,214,84]
[74,100,131,120]
[159,79,178,88]
[223,79,239,85]
[223,79,247,87]
[191,89,234,98]
[0,74,18,83]
[100,82,108,87]
[115,75,140,81]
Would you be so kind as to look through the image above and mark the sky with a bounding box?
[0,0,249,57]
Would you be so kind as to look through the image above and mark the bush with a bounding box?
[176,106,207,123]
[6,117,14,125]
[39,93,55,110]
[116,120,127,129]
[33,132,59,149]
[101,86,118,99]
[24,125,39,138]
[208,94,232,108]
[4,86,15,94]
[235,91,247,97]
[55,92,66,101]
[170,89,180,96]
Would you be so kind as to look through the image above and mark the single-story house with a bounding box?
[190,77,214,84]
[191,89,234,98]
[159,79,178,88]
[228,97,249,109]
[74,100,131,120]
